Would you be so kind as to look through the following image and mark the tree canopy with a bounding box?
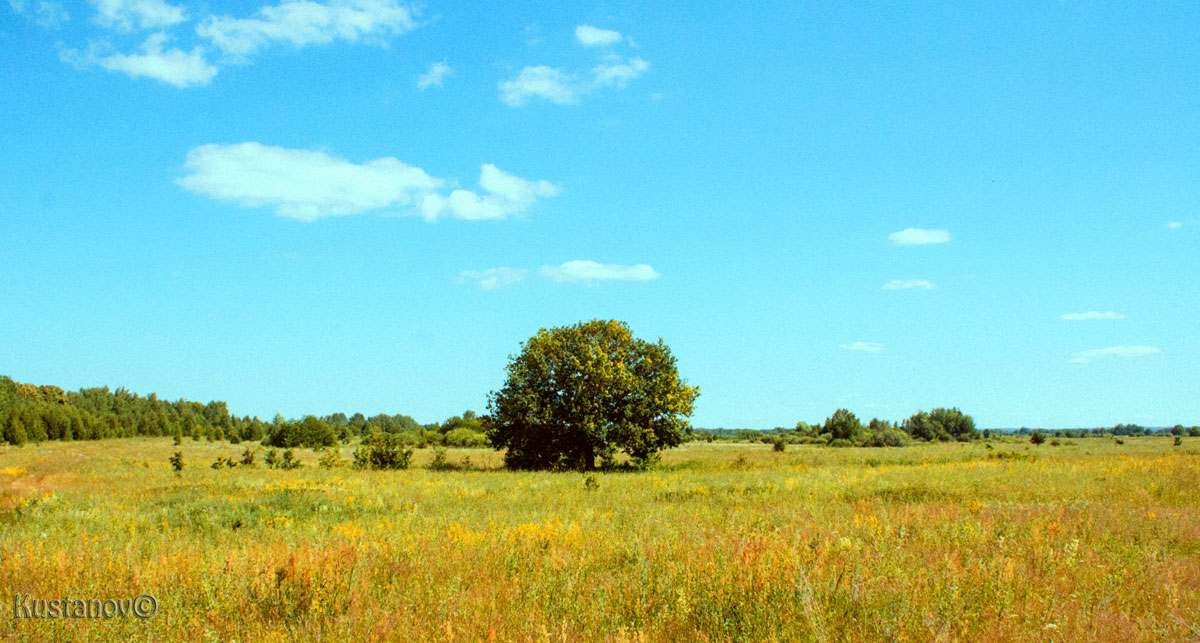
[486,320,699,470]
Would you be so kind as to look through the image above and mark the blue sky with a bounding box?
[2,1,1197,429]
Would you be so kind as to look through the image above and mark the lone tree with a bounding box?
[486,320,699,470]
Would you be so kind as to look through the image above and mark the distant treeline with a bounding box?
[694,408,1200,446]
[0,375,487,448]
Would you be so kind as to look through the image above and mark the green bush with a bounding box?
[772,437,786,452]
[1030,431,1046,445]
[353,431,413,470]
[444,428,488,448]
[280,449,302,470]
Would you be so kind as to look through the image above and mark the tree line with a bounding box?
[0,375,488,448]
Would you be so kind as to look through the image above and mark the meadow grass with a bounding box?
[1,437,1198,641]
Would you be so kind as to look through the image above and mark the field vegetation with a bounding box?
[3,436,1198,641]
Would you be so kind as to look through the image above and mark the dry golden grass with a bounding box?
[1,437,1198,641]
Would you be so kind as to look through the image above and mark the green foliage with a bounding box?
[212,456,237,469]
[169,451,184,475]
[443,427,488,448]
[583,473,600,491]
[279,449,303,470]
[823,409,862,442]
[772,437,786,452]
[902,408,977,442]
[487,320,699,471]
[266,416,337,449]
[1030,431,1046,445]
[318,449,345,469]
[353,431,413,470]
[240,447,257,467]
[1175,436,1184,447]
[264,448,280,469]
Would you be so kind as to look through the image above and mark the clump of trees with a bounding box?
[0,374,261,445]
[784,407,977,447]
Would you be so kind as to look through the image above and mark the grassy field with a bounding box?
[2,437,1198,641]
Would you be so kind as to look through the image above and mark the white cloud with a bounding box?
[1058,311,1125,321]
[575,24,621,47]
[882,279,934,290]
[1166,221,1183,229]
[888,228,952,245]
[91,0,185,31]
[63,33,217,87]
[176,143,558,222]
[417,60,452,89]
[196,0,417,59]
[419,164,560,221]
[538,261,660,283]
[456,268,529,291]
[498,65,579,106]
[9,0,69,27]
[592,55,649,87]
[840,342,884,353]
[1068,345,1161,364]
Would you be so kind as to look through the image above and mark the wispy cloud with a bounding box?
[196,0,418,59]
[1166,221,1183,229]
[1069,345,1161,364]
[176,142,558,222]
[840,341,884,353]
[574,24,622,47]
[61,32,217,87]
[1058,311,1125,321]
[90,0,186,31]
[592,55,649,88]
[456,267,529,290]
[498,65,579,106]
[888,228,952,245]
[882,279,934,290]
[538,260,660,283]
[417,60,452,89]
[9,0,69,27]
[500,26,649,106]
[419,164,560,221]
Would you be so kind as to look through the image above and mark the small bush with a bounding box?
[583,473,599,491]
[318,449,344,469]
[1175,436,1183,447]
[169,451,184,475]
[1049,439,1061,447]
[280,449,302,470]
[429,446,452,471]
[1030,431,1046,445]
[353,431,413,470]
[772,437,786,452]
[240,448,257,467]
[1114,438,1125,445]
[988,450,1037,462]
[828,438,852,448]
[212,456,237,469]
[264,449,279,469]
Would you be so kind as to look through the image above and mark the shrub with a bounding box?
[318,449,345,469]
[1175,436,1183,447]
[584,473,599,491]
[772,437,786,452]
[828,438,852,448]
[240,447,257,467]
[169,451,184,475]
[444,428,488,448]
[264,449,280,469]
[863,428,909,448]
[1030,431,1046,445]
[353,431,413,470]
[280,449,302,470]
[429,446,453,471]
